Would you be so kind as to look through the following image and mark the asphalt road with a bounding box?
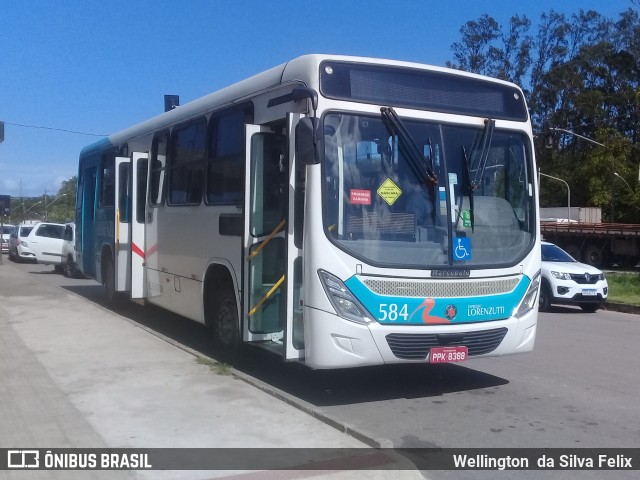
[7,258,640,480]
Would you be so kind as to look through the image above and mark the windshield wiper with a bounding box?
[380,107,438,185]
[470,118,495,190]
[461,146,475,232]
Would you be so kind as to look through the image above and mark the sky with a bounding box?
[0,0,635,198]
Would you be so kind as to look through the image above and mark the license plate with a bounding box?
[582,289,597,296]
[430,346,468,363]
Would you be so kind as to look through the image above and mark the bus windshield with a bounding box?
[322,112,535,268]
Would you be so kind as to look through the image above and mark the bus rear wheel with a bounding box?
[102,258,120,306]
[209,288,240,356]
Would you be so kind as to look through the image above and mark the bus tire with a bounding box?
[102,257,119,305]
[210,287,240,356]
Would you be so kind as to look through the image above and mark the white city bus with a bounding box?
[76,54,541,369]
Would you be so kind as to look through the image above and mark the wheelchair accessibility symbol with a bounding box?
[453,237,471,261]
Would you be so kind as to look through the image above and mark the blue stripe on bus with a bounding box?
[345,275,531,325]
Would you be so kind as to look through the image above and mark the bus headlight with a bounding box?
[318,270,373,325]
[514,270,541,318]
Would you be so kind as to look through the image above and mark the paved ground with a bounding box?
[0,262,422,480]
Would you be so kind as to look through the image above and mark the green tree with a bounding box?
[450,6,640,223]
[47,176,77,222]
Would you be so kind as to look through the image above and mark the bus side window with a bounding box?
[168,118,206,206]
[150,131,169,206]
[99,153,115,207]
[118,162,130,222]
[206,108,247,204]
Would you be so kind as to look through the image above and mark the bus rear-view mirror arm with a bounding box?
[294,87,320,165]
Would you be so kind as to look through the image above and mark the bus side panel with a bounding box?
[144,204,242,323]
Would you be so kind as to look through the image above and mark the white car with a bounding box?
[540,241,608,312]
[23,222,66,270]
[8,222,37,262]
[1,224,15,253]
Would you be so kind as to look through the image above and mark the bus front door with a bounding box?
[130,152,148,299]
[78,166,97,278]
[114,156,131,292]
[243,124,302,360]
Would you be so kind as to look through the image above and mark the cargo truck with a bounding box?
[540,208,640,267]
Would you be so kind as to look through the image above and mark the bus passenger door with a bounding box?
[77,166,97,278]
[114,156,131,292]
[285,113,304,360]
[131,152,148,299]
[243,125,290,352]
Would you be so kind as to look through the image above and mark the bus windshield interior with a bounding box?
[322,112,535,268]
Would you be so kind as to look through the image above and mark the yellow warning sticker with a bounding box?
[377,178,403,206]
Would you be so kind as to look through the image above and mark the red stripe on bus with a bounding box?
[131,242,145,259]
[146,243,158,256]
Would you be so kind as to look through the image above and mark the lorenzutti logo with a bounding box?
[467,304,506,317]
[8,450,39,468]
[445,304,458,320]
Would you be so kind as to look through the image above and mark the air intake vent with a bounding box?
[363,278,518,298]
[386,328,508,360]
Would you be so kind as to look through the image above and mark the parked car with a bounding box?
[1,224,15,253]
[540,241,608,312]
[23,222,66,271]
[61,222,82,278]
[8,222,37,262]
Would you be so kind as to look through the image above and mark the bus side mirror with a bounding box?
[296,117,320,165]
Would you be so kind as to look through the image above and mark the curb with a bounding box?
[63,284,392,449]
[602,302,640,315]
[3,261,393,451]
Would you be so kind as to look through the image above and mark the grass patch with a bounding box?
[195,356,232,376]
[606,272,640,305]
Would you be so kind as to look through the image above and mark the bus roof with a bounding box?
[80,54,525,158]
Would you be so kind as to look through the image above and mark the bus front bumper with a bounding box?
[303,306,537,369]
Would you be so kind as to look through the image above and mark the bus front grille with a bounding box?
[363,278,519,298]
[385,328,508,360]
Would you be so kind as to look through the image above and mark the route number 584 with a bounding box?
[378,303,408,321]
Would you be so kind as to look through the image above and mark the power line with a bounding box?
[2,121,107,137]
